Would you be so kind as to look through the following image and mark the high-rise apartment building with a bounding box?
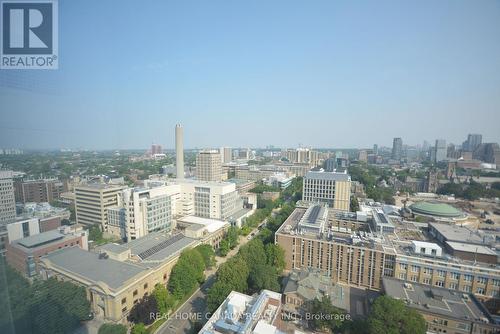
[0,171,16,225]
[434,139,447,162]
[302,170,351,211]
[151,143,162,156]
[74,184,124,230]
[463,134,482,152]
[220,147,233,163]
[196,150,223,182]
[284,148,320,167]
[392,137,403,160]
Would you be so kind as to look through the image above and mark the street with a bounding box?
[155,222,265,334]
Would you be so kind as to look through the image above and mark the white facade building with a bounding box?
[302,170,351,211]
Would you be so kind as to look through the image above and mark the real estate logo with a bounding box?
[1,0,58,69]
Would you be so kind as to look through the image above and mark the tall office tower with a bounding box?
[0,171,16,224]
[175,124,184,179]
[392,137,403,160]
[220,147,233,163]
[74,184,124,230]
[151,143,162,155]
[373,144,378,155]
[434,139,447,162]
[302,170,351,211]
[463,134,482,152]
[196,150,223,181]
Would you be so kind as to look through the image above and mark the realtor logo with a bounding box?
[1,0,58,69]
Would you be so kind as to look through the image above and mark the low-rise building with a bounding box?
[200,290,284,334]
[7,226,88,277]
[39,232,198,322]
[383,278,499,334]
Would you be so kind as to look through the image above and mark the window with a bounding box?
[450,272,460,280]
[144,283,148,289]
[423,278,431,285]
[437,270,446,277]
[476,287,485,295]
[449,282,457,290]
[493,279,500,287]
[463,274,473,282]
[399,273,407,280]
[133,290,138,296]
[399,263,408,270]
[423,267,433,275]
[411,265,419,273]
[121,298,126,304]
[476,277,487,285]
[122,306,127,313]
[462,285,471,293]
[435,280,444,287]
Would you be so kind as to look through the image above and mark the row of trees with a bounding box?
[206,239,285,312]
[349,164,396,204]
[126,244,215,328]
[303,294,426,334]
[438,180,500,200]
[0,261,91,334]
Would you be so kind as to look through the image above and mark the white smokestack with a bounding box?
[175,124,184,179]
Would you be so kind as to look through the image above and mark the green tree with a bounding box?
[88,225,103,241]
[195,244,216,268]
[303,296,345,332]
[98,323,127,334]
[350,196,360,212]
[131,323,147,334]
[265,243,285,273]
[168,249,205,299]
[219,239,230,257]
[227,226,240,249]
[251,264,280,291]
[367,295,426,334]
[153,284,175,316]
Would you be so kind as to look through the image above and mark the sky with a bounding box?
[0,0,499,150]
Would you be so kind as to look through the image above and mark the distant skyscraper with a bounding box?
[392,138,403,160]
[373,144,378,155]
[220,147,233,163]
[434,139,447,162]
[0,171,16,224]
[175,124,184,179]
[196,150,223,181]
[324,158,336,172]
[151,143,162,156]
[463,134,482,152]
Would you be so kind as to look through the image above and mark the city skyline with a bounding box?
[1,0,500,149]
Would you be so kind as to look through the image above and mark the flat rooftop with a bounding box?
[13,230,83,253]
[430,223,484,244]
[43,247,146,290]
[445,241,497,256]
[305,170,350,181]
[124,232,197,262]
[382,278,495,325]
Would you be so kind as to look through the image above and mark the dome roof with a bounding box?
[409,201,463,218]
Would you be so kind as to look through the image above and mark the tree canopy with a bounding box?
[367,295,426,334]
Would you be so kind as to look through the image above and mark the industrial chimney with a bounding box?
[175,124,184,179]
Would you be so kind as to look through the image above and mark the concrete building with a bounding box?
[302,170,351,211]
[392,138,403,160]
[7,226,88,277]
[14,178,66,203]
[220,147,233,163]
[383,278,499,334]
[275,204,500,302]
[175,124,184,179]
[0,170,16,224]
[284,148,321,167]
[196,150,223,182]
[40,232,199,322]
[176,215,229,248]
[200,290,284,334]
[434,139,447,163]
[108,184,175,241]
[74,184,125,229]
[265,173,294,190]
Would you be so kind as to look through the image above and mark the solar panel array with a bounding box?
[137,233,184,260]
[307,206,321,225]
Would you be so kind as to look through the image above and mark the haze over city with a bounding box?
[1,0,500,150]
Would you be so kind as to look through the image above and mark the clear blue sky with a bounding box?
[1,0,499,150]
